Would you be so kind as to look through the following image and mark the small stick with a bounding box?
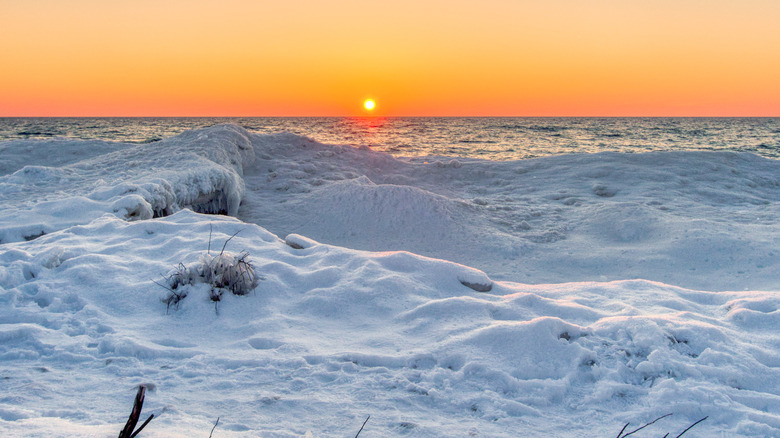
[151,279,175,293]
[119,386,151,438]
[220,229,243,256]
[129,414,154,438]
[620,413,673,438]
[208,417,220,438]
[354,415,370,438]
[676,416,708,437]
[153,279,185,314]
[208,223,213,255]
[616,423,629,438]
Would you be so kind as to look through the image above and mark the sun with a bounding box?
[363,99,376,111]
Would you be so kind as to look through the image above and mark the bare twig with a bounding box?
[153,279,186,314]
[118,386,154,438]
[220,229,243,256]
[129,413,154,438]
[151,279,175,293]
[676,416,708,437]
[619,413,673,438]
[208,224,213,255]
[615,423,629,438]
[208,417,220,438]
[118,386,144,438]
[354,415,370,438]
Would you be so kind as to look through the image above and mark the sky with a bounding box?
[1,0,779,117]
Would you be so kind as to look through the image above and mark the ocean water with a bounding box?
[1,117,779,160]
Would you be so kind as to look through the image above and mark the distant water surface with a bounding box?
[1,117,778,160]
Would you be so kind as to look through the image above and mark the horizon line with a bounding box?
[2,115,779,119]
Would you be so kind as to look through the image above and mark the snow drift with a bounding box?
[1,211,778,436]
[0,124,253,243]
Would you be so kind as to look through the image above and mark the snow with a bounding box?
[0,125,252,243]
[0,124,778,437]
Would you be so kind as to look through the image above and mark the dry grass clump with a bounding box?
[158,229,259,313]
[198,251,258,299]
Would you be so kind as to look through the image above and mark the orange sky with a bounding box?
[1,0,779,116]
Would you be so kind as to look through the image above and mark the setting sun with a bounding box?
[364,99,376,111]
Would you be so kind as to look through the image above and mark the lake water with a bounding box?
[1,117,778,160]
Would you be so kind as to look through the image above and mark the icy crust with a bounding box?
[3,124,779,290]
[0,210,778,437]
[0,137,130,176]
[0,124,253,243]
[239,133,780,291]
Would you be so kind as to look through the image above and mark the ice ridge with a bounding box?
[0,124,254,243]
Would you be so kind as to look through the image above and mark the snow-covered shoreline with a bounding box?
[1,125,778,436]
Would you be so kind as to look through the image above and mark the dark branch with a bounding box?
[620,413,673,437]
[151,279,175,293]
[354,415,370,438]
[129,414,154,438]
[208,417,220,438]
[676,416,708,437]
[118,386,150,438]
[220,229,243,256]
[208,223,213,255]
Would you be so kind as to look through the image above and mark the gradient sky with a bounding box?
[1,0,779,116]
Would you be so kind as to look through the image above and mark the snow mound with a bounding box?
[295,175,462,239]
[237,139,780,291]
[5,123,778,290]
[0,210,777,436]
[0,124,254,244]
[284,234,319,250]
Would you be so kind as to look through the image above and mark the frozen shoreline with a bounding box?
[2,124,778,290]
[1,124,778,436]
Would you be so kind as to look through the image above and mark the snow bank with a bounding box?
[0,210,777,436]
[240,133,780,291]
[0,124,253,243]
[3,123,778,290]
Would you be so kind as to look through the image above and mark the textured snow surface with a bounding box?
[0,125,252,243]
[239,130,779,291]
[0,125,778,437]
